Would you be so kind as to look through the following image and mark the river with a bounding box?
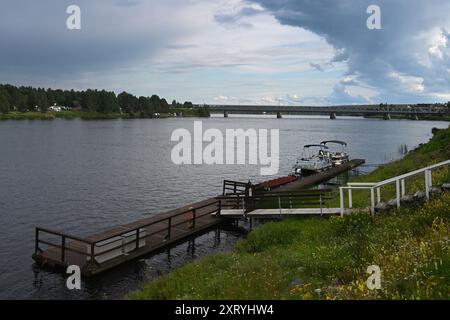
[0,115,448,299]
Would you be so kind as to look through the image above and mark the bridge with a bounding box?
[205,104,448,120]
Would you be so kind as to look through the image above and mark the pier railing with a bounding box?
[216,189,334,215]
[339,159,450,216]
[35,200,222,266]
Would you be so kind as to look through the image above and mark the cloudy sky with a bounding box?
[0,0,449,105]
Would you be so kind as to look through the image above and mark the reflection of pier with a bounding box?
[33,159,365,277]
[206,104,448,120]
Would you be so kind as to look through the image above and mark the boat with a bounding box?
[291,144,333,176]
[320,140,349,166]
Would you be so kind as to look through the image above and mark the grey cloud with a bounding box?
[0,0,181,84]
[309,63,324,72]
[214,5,264,27]
[251,0,450,102]
[328,84,369,104]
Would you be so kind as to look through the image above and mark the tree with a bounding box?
[36,90,49,113]
[27,91,37,111]
[0,89,10,113]
[82,89,98,112]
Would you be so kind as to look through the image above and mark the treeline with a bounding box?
[0,84,210,117]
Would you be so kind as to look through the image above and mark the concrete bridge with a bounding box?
[205,104,448,120]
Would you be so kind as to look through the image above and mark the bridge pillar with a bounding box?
[330,112,337,120]
[277,112,282,119]
[383,113,391,120]
[224,111,228,118]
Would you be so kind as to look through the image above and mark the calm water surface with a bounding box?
[0,115,448,299]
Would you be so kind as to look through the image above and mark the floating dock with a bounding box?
[33,198,224,276]
[274,159,365,191]
[33,159,365,276]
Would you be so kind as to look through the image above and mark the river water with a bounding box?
[0,115,448,299]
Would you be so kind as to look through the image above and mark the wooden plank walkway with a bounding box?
[33,159,366,277]
[33,198,224,276]
[275,159,365,191]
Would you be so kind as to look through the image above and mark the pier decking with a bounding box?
[33,159,365,277]
[34,198,224,276]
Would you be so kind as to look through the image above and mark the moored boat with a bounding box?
[320,140,349,166]
[291,144,333,176]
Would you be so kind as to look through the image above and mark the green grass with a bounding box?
[326,126,450,209]
[128,126,450,300]
[128,195,450,300]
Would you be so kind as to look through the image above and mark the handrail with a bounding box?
[36,227,94,245]
[373,159,450,188]
[339,159,450,217]
[34,200,222,264]
[91,200,220,246]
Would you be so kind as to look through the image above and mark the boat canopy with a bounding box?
[304,144,329,149]
[320,140,347,147]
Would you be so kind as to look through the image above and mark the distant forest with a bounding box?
[0,84,209,117]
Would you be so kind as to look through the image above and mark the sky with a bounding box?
[0,0,449,105]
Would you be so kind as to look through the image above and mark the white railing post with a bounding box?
[425,170,430,200]
[396,179,401,208]
[401,179,406,196]
[376,187,381,204]
[339,187,344,217]
[370,188,375,216]
[348,189,353,209]
[278,196,282,215]
[428,170,433,187]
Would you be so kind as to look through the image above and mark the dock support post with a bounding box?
[90,243,95,263]
[348,189,353,209]
[61,235,66,263]
[396,180,401,208]
[168,217,172,240]
[339,188,344,217]
[193,209,197,229]
[136,228,140,251]
[370,188,375,216]
[35,228,39,254]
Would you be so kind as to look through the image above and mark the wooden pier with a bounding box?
[33,198,225,276]
[33,159,365,277]
[274,159,365,191]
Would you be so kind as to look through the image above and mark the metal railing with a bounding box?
[216,189,334,216]
[339,159,450,216]
[35,200,221,266]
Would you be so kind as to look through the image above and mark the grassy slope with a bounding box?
[128,127,450,300]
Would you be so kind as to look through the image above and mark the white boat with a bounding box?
[320,140,349,166]
[291,144,333,176]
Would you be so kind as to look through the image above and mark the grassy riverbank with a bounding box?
[128,126,450,300]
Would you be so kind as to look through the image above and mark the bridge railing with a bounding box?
[339,159,450,216]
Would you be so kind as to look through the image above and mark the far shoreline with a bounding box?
[0,109,211,121]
